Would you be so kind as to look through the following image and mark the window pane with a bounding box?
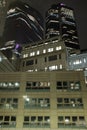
[72,116,77,122]
[4,116,10,121]
[13,98,18,103]
[38,116,43,121]
[11,116,16,121]
[44,116,50,121]
[57,81,62,86]
[31,116,36,121]
[57,98,63,103]
[58,116,63,121]
[0,116,3,121]
[24,116,29,121]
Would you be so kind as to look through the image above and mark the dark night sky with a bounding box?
[27,0,87,50]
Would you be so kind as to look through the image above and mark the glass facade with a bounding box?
[2,1,44,57]
[45,3,80,49]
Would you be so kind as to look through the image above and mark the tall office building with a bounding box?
[0,0,7,37]
[45,3,79,49]
[2,1,44,53]
[0,0,44,61]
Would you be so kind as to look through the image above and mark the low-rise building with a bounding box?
[20,36,80,72]
[0,71,87,129]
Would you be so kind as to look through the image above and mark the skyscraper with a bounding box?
[0,0,7,37]
[2,1,44,50]
[45,3,79,49]
[0,0,44,61]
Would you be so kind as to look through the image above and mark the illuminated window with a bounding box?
[49,65,58,71]
[30,52,35,56]
[0,82,20,91]
[35,69,37,71]
[23,54,28,58]
[84,58,86,63]
[37,50,40,55]
[45,67,47,71]
[0,56,2,62]
[43,49,46,53]
[56,46,62,50]
[60,64,62,69]
[48,48,53,52]
[7,8,16,14]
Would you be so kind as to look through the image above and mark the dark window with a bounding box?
[26,60,34,66]
[72,116,77,122]
[31,116,36,121]
[58,116,63,121]
[45,57,47,62]
[57,81,62,86]
[23,61,25,67]
[48,55,57,61]
[24,116,29,121]
[57,98,63,103]
[0,116,3,120]
[33,82,37,87]
[63,81,67,86]
[64,98,69,103]
[11,116,16,121]
[79,116,85,121]
[59,54,61,59]
[35,59,37,64]
[26,82,32,87]
[38,116,43,121]
[13,98,18,103]
[47,22,59,30]
[4,116,10,121]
